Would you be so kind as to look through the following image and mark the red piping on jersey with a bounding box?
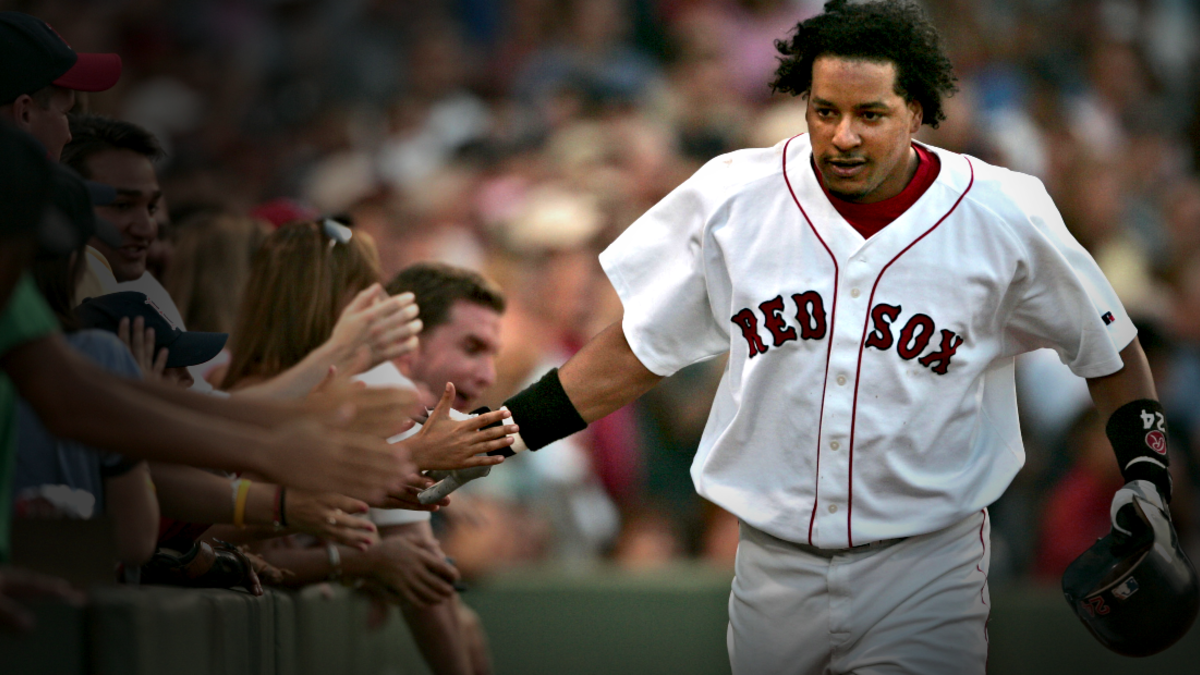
[781,134,839,546]
[977,508,989,605]
[845,158,975,547]
[978,509,991,670]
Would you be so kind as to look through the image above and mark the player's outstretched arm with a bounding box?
[558,321,664,423]
[418,320,664,503]
[501,320,662,452]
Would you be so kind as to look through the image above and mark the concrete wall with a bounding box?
[2,567,1197,674]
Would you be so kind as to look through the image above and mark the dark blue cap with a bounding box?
[76,291,228,368]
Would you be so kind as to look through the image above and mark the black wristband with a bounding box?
[1106,399,1171,500]
[502,368,587,451]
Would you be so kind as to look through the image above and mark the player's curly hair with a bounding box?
[771,0,958,128]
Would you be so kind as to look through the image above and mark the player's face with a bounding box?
[806,56,923,203]
[406,300,502,410]
[85,149,162,282]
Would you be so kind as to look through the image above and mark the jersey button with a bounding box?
[836,375,847,386]
[830,441,840,450]
[828,504,838,514]
[850,288,861,298]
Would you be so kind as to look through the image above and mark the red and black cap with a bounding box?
[0,11,121,104]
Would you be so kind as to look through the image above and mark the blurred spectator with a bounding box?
[14,165,158,570]
[221,220,381,389]
[161,211,271,384]
[222,226,502,675]
[513,0,663,126]
[0,11,121,161]
[62,115,165,295]
[161,212,271,327]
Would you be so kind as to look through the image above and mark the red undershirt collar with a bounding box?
[812,143,942,239]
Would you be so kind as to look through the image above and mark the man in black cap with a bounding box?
[0,11,122,160]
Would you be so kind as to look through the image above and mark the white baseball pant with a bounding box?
[728,510,991,675]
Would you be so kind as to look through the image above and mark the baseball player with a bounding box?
[482,1,1182,673]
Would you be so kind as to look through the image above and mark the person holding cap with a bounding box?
[77,291,228,389]
[0,10,122,160]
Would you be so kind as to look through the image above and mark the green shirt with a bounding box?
[0,274,60,562]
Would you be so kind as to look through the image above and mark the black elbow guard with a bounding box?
[1106,399,1172,501]
[503,368,587,451]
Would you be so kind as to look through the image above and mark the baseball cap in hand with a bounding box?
[77,291,228,368]
[0,12,121,104]
[39,163,122,255]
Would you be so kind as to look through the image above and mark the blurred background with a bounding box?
[7,0,1200,670]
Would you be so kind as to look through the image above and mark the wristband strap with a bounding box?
[1106,399,1172,500]
[502,368,587,451]
[233,479,252,528]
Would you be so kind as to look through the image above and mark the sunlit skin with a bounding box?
[84,148,162,282]
[806,56,924,204]
[399,301,502,410]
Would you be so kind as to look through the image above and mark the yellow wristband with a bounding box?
[233,479,252,528]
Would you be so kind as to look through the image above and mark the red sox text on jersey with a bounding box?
[732,294,965,376]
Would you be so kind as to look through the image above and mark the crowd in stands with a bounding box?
[1,0,1199,672]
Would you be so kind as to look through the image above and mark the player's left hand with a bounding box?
[1109,479,1168,544]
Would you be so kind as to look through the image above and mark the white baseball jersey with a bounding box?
[599,134,1136,550]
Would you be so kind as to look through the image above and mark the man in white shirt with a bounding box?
[61,114,224,393]
[376,262,508,675]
